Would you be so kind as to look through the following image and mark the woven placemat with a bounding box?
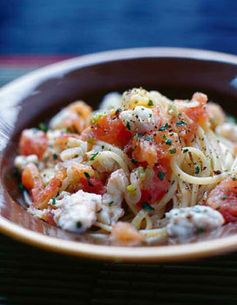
[1,60,237,305]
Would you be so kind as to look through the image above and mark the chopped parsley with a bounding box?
[142,202,154,212]
[84,172,90,179]
[51,198,56,205]
[157,171,165,181]
[169,148,176,154]
[165,138,172,146]
[108,201,114,206]
[38,122,48,132]
[194,165,200,175]
[76,221,82,229]
[183,148,189,153]
[115,108,122,115]
[126,121,131,130]
[159,123,169,131]
[148,100,154,106]
[176,120,187,127]
[18,183,25,191]
[89,152,99,161]
[145,135,153,142]
[131,158,138,164]
[53,153,58,160]
[196,227,205,234]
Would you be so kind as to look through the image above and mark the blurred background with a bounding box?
[1,0,237,55]
[1,0,237,85]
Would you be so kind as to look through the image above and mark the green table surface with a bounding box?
[0,60,237,305]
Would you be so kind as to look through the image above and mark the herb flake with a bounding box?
[89,152,99,161]
[142,202,154,212]
[159,123,169,131]
[157,171,165,181]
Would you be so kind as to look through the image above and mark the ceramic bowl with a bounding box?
[1,48,237,262]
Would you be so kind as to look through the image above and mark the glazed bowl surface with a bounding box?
[1,48,237,262]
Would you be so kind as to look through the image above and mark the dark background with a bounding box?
[1,0,237,55]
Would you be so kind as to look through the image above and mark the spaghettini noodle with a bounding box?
[15,88,237,245]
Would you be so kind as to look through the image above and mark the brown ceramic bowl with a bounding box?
[1,48,237,262]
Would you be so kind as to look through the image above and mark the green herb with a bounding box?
[126,121,131,130]
[196,227,205,234]
[165,138,172,146]
[131,158,138,164]
[176,120,187,127]
[183,148,189,153]
[145,135,153,142]
[147,100,154,106]
[149,114,152,118]
[18,183,25,191]
[195,165,200,175]
[159,123,169,131]
[38,122,48,132]
[89,152,99,161]
[53,153,58,160]
[157,171,165,181]
[135,133,144,139]
[76,221,82,229]
[84,172,90,179]
[52,198,56,205]
[169,148,176,154]
[108,201,114,206]
[142,202,154,212]
[115,108,122,115]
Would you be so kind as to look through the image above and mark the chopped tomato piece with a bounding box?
[80,177,105,195]
[206,177,237,223]
[183,92,208,126]
[131,136,158,167]
[22,163,66,209]
[92,115,132,148]
[137,162,170,208]
[20,129,48,159]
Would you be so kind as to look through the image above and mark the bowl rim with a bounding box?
[1,47,237,262]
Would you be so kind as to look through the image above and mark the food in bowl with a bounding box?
[14,87,237,246]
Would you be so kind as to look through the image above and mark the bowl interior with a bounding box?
[1,49,237,258]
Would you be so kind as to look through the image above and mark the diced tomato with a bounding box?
[80,177,105,195]
[92,115,132,148]
[131,137,158,167]
[206,177,237,223]
[20,129,48,159]
[137,162,170,208]
[182,92,208,126]
[154,129,181,161]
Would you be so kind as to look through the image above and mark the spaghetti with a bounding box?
[14,88,237,245]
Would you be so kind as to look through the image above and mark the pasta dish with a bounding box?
[14,88,237,246]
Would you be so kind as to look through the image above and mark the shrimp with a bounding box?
[22,163,66,209]
[110,222,144,246]
[49,101,92,133]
